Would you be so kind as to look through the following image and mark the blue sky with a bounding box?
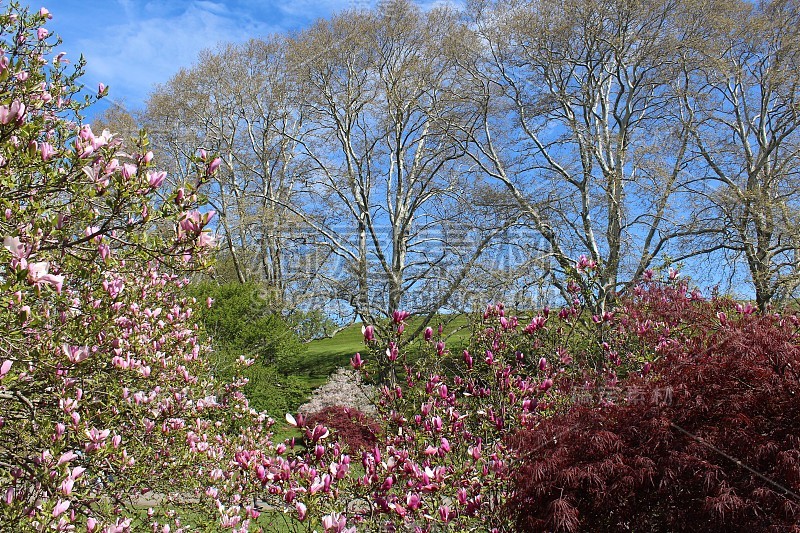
[43,0,448,115]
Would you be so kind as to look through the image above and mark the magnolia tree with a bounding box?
[267,263,663,532]
[0,4,280,531]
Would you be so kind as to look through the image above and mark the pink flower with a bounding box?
[52,499,70,518]
[386,342,399,362]
[60,477,74,496]
[27,261,64,293]
[40,141,55,161]
[63,344,89,364]
[57,451,77,466]
[36,27,48,40]
[39,8,52,19]
[98,243,110,262]
[424,327,433,342]
[295,502,307,521]
[362,324,375,342]
[121,163,137,179]
[147,170,166,188]
[196,231,215,248]
[85,427,110,444]
[406,492,421,510]
[463,350,473,369]
[97,82,106,97]
[0,360,12,379]
[0,100,25,124]
[350,352,364,370]
[321,513,346,532]
[3,235,27,260]
[440,437,451,452]
[87,518,98,532]
[207,157,221,175]
[576,254,597,273]
[392,310,410,324]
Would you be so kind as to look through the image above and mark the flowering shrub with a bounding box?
[507,284,800,531]
[298,368,376,416]
[273,290,638,532]
[0,5,273,531]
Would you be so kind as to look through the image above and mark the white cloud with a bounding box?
[67,1,280,110]
[48,0,465,113]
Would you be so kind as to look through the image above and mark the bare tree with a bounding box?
[143,37,317,308]
[459,0,696,313]
[284,1,511,329]
[681,0,800,310]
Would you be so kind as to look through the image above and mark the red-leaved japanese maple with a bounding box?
[507,286,800,532]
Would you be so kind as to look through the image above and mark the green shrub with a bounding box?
[188,281,309,414]
[190,281,305,366]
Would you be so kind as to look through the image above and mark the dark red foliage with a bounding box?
[507,286,800,532]
[305,406,381,453]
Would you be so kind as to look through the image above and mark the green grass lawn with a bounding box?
[292,313,473,377]
[268,313,474,432]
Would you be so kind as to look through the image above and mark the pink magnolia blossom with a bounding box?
[386,342,399,362]
[0,360,11,379]
[85,427,110,444]
[321,513,347,532]
[27,261,64,293]
[207,157,221,175]
[59,477,74,496]
[3,235,27,261]
[0,100,25,124]
[196,231,215,248]
[39,141,55,161]
[121,163,137,179]
[63,344,89,364]
[56,451,77,467]
[392,310,410,324]
[36,27,48,40]
[362,324,375,342]
[147,170,166,188]
[52,499,70,517]
[576,254,597,272]
[295,502,307,521]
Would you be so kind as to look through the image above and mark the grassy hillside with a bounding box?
[286,314,474,380]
